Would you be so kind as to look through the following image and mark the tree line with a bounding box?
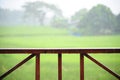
[71,4,120,35]
[0,1,120,35]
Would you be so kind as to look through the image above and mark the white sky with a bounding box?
[0,0,120,17]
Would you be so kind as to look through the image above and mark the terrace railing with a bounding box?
[0,48,120,80]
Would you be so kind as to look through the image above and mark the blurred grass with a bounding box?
[0,26,68,35]
[0,35,120,48]
[0,26,120,48]
[0,54,120,80]
[0,26,120,80]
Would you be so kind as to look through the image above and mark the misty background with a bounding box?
[0,1,120,80]
[0,0,120,36]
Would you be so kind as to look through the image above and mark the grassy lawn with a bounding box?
[0,26,120,80]
[0,35,120,48]
[0,54,120,80]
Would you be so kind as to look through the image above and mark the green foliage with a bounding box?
[0,8,23,26]
[73,4,119,35]
[71,9,87,23]
[51,16,69,28]
[1,3,120,36]
[70,9,87,35]
[116,14,120,33]
[23,1,63,25]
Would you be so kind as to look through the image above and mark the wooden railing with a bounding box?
[0,48,120,80]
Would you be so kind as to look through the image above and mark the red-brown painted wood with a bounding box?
[36,54,40,80]
[0,54,35,79]
[84,54,120,79]
[80,53,84,80]
[0,48,120,80]
[0,48,120,54]
[58,53,62,80]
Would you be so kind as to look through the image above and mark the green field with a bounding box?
[0,26,120,80]
[0,26,120,48]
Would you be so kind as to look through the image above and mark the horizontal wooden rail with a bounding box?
[0,48,120,80]
[0,48,120,53]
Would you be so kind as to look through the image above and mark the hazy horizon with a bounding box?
[0,0,120,18]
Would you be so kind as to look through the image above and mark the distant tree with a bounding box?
[0,8,7,24]
[51,15,68,28]
[0,8,23,26]
[116,13,120,34]
[48,4,67,28]
[71,9,87,24]
[77,4,117,35]
[70,9,87,35]
[23,1,63,26]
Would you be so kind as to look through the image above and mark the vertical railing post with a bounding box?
[80,53,84,80]
[58,53,62,80]
[36,54,40,80]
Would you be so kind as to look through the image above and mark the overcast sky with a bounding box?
[0,0,120,17]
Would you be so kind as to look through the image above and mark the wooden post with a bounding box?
[58,53,62,80]
[36,54,40,80]
[80,53,84,80]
